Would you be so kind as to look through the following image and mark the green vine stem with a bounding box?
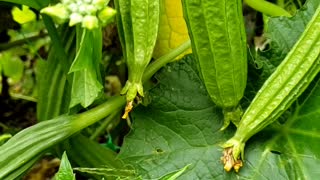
[0,33,48,51]
[90,40,191,139]
[245,0,292,17]
[143,40,191,82]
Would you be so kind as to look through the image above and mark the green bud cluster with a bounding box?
[41,0,116,30]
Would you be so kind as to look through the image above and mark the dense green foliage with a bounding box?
[0,0,319,179]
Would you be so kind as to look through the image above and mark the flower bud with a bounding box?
[69,13,83,26]
[41,3,69,24]
[78,4,87,15]
[82,15,99,30]
[98,7,116,25]
[87,4,97,15]
[67,3,78,13]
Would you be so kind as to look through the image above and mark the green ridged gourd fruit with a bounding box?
[182,0,247,130]
[222,4,320,172]
[114,0,160,118]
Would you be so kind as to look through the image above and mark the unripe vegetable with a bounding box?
[115,0,160,118]
[182,0,247,130]
[222,5,320,172]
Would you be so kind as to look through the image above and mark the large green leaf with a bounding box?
[119,56,233,179]
[119,53,320,179]
[118,2,320,179]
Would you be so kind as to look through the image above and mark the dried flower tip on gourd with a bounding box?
[40,4,69,24]
[222,147,234,172]
[234,160,243,173]
[222,147,243,172]
[82,15,99,30]
[122,101,133,119]
[98,7,116,25]
[69,13,83,26]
